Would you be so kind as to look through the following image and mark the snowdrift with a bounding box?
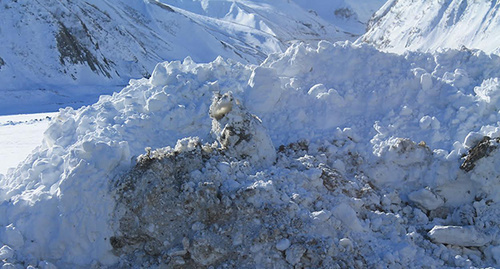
[2,41,500,267]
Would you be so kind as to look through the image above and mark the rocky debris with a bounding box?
[209,92,276,167]
[109,127,380,268]
[460,136,498,172]
[111,139,342,267]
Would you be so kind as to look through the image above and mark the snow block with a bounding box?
[408,188,444,211]
[428,225,491,247]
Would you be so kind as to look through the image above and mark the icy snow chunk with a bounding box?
[339,238,353,250]
[310,210,332,222]
[428,225,491,247]
[464,132,486,148]
[332,203,364,232]
[276,238,291,251]
[285,244,306,265]
[419,115,439,129]
[146,91,170,112]
[475,78,500,104]
[308,84,328,97]
[420,73,433,91]
[150,62,169,87]
[0,245,14,260]
[491,245,500,264]
[0,225,23,249]
[246,66,282,114]
[408,188,444,211]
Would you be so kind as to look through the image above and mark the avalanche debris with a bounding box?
[2,41,500,268]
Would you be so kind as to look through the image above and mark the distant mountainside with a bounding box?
[0,0,382,102]
[360,0,500,54]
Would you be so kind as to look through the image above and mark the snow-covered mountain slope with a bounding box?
[0,0,384,114]
[2,41,500,268]
[293,0,386,37]
[360,0,500,54]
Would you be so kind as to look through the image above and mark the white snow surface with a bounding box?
[360,0,500,55]
[2,41,500,267]
[0,113,56,175]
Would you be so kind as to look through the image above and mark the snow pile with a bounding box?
[2,41,500,267]
[360,0,500,55]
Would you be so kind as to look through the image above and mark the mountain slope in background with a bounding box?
[0,0,384,114]
[360,0,500,54]
[293,0,386,37]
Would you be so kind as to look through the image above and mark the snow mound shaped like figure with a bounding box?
[209,92,276,167]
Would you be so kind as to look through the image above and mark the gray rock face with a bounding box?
[460,136,498,172]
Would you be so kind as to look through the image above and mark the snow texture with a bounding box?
[2,41,500,267]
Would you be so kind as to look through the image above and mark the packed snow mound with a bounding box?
[360,0,500,55]
[2,41,500,267]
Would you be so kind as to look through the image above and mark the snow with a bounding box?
[428,225,491,247]
[0,113,55,175]
[1,0,381,113]
[1,40,500,267]
[1,0,500,267]
[361,0,500,55]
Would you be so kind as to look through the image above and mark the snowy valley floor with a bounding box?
[2,41,500,268]
[0,113,56,175]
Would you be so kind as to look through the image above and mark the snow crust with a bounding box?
[2,41,500,267]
